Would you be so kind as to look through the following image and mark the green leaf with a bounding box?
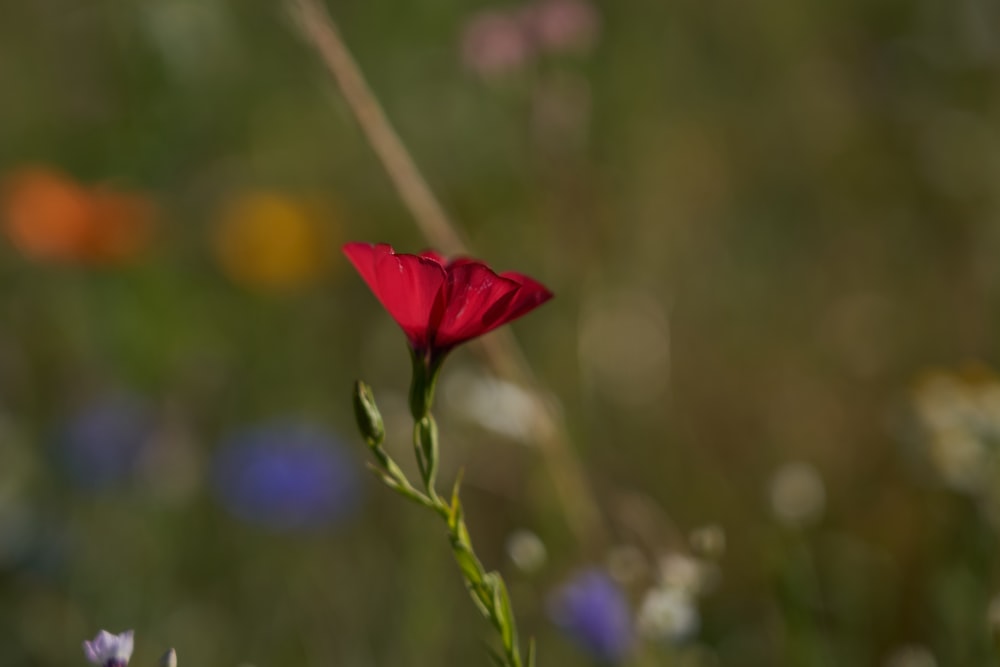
[449,468,465,525]
[527,638,536,667]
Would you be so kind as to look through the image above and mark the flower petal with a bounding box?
[344,243,447,349]
[498,271,554,321]
[418,249,447,266]
[82,630,134,665]
[434,262,523,350]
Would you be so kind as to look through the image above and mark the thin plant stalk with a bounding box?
[355,380,534,667]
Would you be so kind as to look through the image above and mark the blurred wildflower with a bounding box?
[212,422,360,532]
[911,369,1000,495]
[522,0,601,55]
[141,0,237,83]
[548,569,634,663]
[636,587,699,644]
[57,394,155,490]
[658,552,717,597]
[213,192,337,292]
[505,529,547,573]
[460,0,599,78]
[884,644,937,667]
[768,461,826,528]
[442,368,546,443]
[461,10,533,78]
[1,167,154,265]
[342,242,552,369]
[83,630,133,667]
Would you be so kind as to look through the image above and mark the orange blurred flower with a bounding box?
[212,192,338,292]
[1,166,155,265]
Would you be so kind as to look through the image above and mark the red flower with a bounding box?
[343,242,553,362]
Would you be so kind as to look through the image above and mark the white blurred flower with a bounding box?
[884,644,937,667]
[658,553,710,596]
[506,529,547,573]
[636,587,699,644]
[911,370,1000,498]
[929,427,989,493]
[914,371,1000,441]
[443,369,546,443]
[768,462,826,527]
[83,630,134,667]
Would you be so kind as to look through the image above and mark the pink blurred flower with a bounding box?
[461,9,534,77]
[526,0,600,55]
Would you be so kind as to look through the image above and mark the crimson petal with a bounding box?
[343,242,446,350]
[434,262,523,350]
[498,271,554,322]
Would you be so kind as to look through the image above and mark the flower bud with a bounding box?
[160,649,177,667]
[353,381,385,446]
[414,415,439,489]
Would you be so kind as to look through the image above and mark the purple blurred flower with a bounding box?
[212,422,361,532]
[460,10,534,78]
[83,629,133,667]
[58,395,153,489]
[548,569,634,663]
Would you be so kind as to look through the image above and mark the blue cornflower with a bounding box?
[212,422,361,531]
[548,569,634,663]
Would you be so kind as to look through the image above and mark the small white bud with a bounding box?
[160,649,177,667]
[768,462,826,527]
[505,529,547,573]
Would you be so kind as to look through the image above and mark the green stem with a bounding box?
[412,408,525,667]
[357,365,530,667]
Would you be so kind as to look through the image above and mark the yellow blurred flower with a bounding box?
[1,166,155,266]
[213,192,338,292]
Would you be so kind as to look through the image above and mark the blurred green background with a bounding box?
[2,0,1000,665]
